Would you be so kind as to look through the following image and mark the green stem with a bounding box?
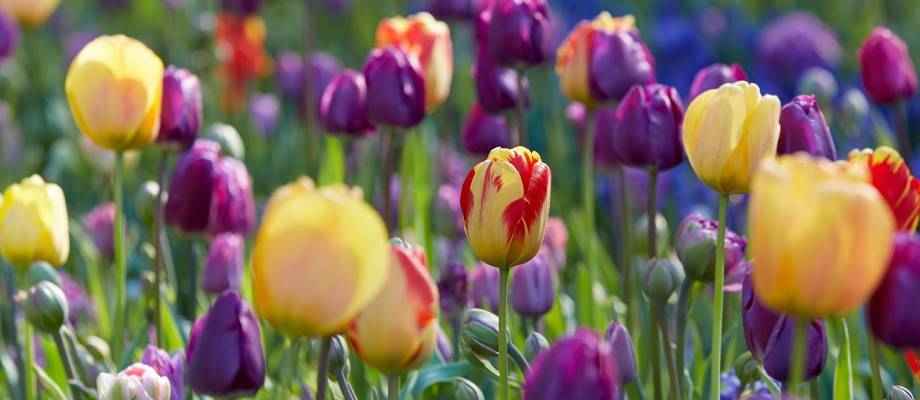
[656,305,681,400]
[788,317,807,395]
[835,317,854,399]
[336,370,357,400]
[675,281,693,397]
[315,337,332,400]
[614,169,635,334]
[380,127,402,234]
[52,329,83,400]
[649,302,663,400]
[152,152,169,347]
[709,194,728,400]
[499,267,511,400]
[17,268,35,400]
[647,167,658,259]
[387,374,400,400]
[582,111,596,328]
[111,152,127,360]
[868,336,884,400]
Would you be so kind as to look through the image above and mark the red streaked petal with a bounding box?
[906,351,920,380]
[460,168,475,224]
[866,151,920,230]
[502,162,551,248]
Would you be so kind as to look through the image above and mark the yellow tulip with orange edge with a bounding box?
[848,146,920,231]
[0,175,69,268]
[556,12,636,107]
[376,12,453,111]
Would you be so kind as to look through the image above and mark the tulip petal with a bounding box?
[723,93,780,193]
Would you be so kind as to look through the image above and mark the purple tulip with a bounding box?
[207,157,256,235]
[675,212,747,290]
[523,329,619,400]
[319,70,375,136]
[159,66,203,148]
[220,0,263,15]
[473,47,529,114]
[483,0,551,67]
[59,272,94,326]
[249,93,280,137]
[868,234,920,348]
[462,103,512,156]
[142,346,185,400]
[82,202,115,260]
[469,263,499,312]
[859,27,918,104]
[758,12,841,84]
[589,29,656,102]
[604,321,637,384]
[437,261,469,317]
[202,234,244,294]
[363,47,426,128]
[428,0,481,20]
[436,184,464,235]
[595,84,684,171]
[186,291,265,397]
[688,63,748,100]
[276,52,341,116]
[777,95,836,160]
[511,252,556,318]
[742,275,827,383]
[0,11,18,63]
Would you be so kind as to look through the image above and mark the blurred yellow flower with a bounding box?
[749,154,895,318]
[252,177,389,337]
[65,35,165,151]
[376,12,453,111]
[0,0,59,27]
[0,175,69,268]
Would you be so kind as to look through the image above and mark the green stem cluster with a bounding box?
[709,195,728,400]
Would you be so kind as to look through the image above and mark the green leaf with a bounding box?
[33,365,67,400]
[832,318,853,400]
[70,222,111,339]
[318,135,346,185]
[41,336,68,394]
[158,300,185,352]
[408,362,475,397]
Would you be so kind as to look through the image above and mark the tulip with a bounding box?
[524,331,549,360]
[461,308,500,358]
[675,212,747,287]
[777,95,836,160]
[460,146,551,268]
[640,255,685,303]
[427,0,480,20]
[202,233,244,294]
[859,27,918,104]
[252,177,389,337]
[0,11,18,63]
[594,83,684,170]
[742,275,827,382]
[473,47,529,114]
[522,329,619,400]
[868,233,920,348]
[82,202,115,260]
[142,346,184,400]
[376,12,453,111]
[482,0,551,67]
[220,0,262,15]
[437,261,469,317]
[0,0,59,27]
[363,47,426,128]
[319,70,374,136]
[749,154,895,317]
[186,291,265,397]
[604,321,637,384]
[304,52,341,115]
[556,13,656,105]
[203,123,245,160]
[889,386,915,400]
[249,93,280,137]
[757,12,840,87]
[688,63,747,100]
[462,103,512,156]
[510,252,555,319]
[66,35,165,151]
[23,281,68,334]
[97,363,171,400]
[158,66,203,148]
[469,263,499,312]
[682,81,781,194]
[0,175,69,267]
[347,239,439,373]
[849,147,920,231]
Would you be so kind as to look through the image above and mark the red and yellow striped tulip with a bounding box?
[348,239,439,373]
[0,175,69,268]
[461,146,551,268]
[376,12,453,111]
[749,154,895,317]
[849,146,920,231]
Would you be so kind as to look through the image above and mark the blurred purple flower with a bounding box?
[276,52,341,117]
[688,63,748,100]
[249,93,280,137]
[438,261,469,317]
[142,346,185,400]
[59,272,94,326]
[82,202,115,260]
[66,32,96,63]
[462,103,512,156]
[541,217,567,271]
[758,12,840,86]
[523,329,619,400]
[0,11,19,63]
[159,66,203,148]
[511,252,556,319]
[469,263,499,312]
[202,234,244,294]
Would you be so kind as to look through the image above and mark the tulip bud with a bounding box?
[595,84,684,170]
[203,123,245,160]
[473,47,529,113]
[135,181,161,227]
[524,331,549,361]
[376,12,453,111]
[889,386,915,400]
[733,351,759,387]
[523,329,620,400]
[675,212,747,283]
[24,281,68,334]
[777,95,836,160]
[363,47,426,128]
[604,321,637,384]
[797,67,837,106]
[159,66,203,148]
[859,27,918,104]
[28,261,61,287]
[511,252,556,318]
[469,263,499,312]
[249,93,280,137]
[202,233,244,294]
[141,346,184,400]
[632,212,669,257]
[319,70,374,136]
[462,104,512,156]
[483,0,551,67]
[640,255,685,303]
[82,202,115,260]
[868,234,920,348]
[0,175,70,268]
[0,11,18,63]
[461,308,500,358]
[688,63,747,100]
[97,363,171,400]
[437,261,469,317]
[328,335,350,378]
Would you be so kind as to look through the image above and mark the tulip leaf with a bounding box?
[833,318,853,400]
[158,300,185,352]
[41,336,69,394]
[408,362,474,397]
[33,365,67,400]
[318,135,346,186]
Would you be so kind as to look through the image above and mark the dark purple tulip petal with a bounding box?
[462,103,512,156]
[604,321,637,384]
[165,140,220,233]
[159,66,203,148]
[758,12,841,85]
[485,0,551,67]
[589,30,656,102]
[202,234,244,294]
[0,11,18,63]
[207,157,256,235]
[473,45,529,113]
[469,263,499,312]
[511,252,556,318]
[859,27,918,104]
[319,70,375,136]
[868,233,920,348]
[523,329,619,400]
[777,95,836,160]
[688,63,748,100]
[596,84,684,171]
[82,202,115,260]
[220,0,263,15]
[363,47,426,128]
[438,261,469,317]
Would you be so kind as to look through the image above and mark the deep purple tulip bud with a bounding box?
[777,95,836,160]
[523,329,619,400]
[469,263,499,312]
[589,29,656,102]
[511,253,556,318]
[859,27,918,104]
[186,291,265,397]
[249,93,280,137]
[868,233,920,348]
[596,84,685,171]
[462,103,512,156]
[604,321,637,384]
[758,12,841,85]
[207,157,256,235]
[688,63,747,100]
[220,0,263,15]
[276,52,306,104]
[437,261,469,316]
[0,11,18,63]
[202,234,244,294]
[319,70,374,136]
[159,66,203,148]
[142,346,185,400]
[742,275,827,382]
[428,0,480,20]
[473,47,529,113]
[675,212,747,287]
[484,0,551,67]
[82,202,115,260]
[363,47,426,128]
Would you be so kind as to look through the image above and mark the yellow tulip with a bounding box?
[749,154,895,318]
[252,177,390,337]
[0,0,59,27]
[555,13,638,106]
[347,239,439,373]
[0,175,69,268]
[65,35,165,151]
[683,81,781,194]
[376,12,453,111]
[460,146,551,268]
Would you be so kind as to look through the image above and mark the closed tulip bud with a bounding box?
[135,181,161,227]
[473,47,529,114]
[82,202,115,260]
[66,35,164,151]
[348,239,439,373]
[523,329,619,400]
[0,0,59,27]
[328,335,350,378]
[750,154,895,317]
[141,346,184,400]
[203,123,245,160]
[742,275,827,382]
[28,261,60,286]
[0,11,18,63]
[469,263,499,311]
[632,212,669,257]
[319,70,374,136]
[376,12,453,111]
[461,147,552,268]
[249,93,280,137]
[889,386,915,400]
[363,47,426,128]
[868,234,920,347]
[859,27,918,104]
[202,234,244,294]
[683,81,781,194]
[0,175,69,268]
[676,212,747,283]
[253,178,389,337]
[595,83,684,170]
[186,291,265,396]
[462,103,512,156]
[97,363,171,400]
[511,252,556,318]
[777,95,836,160]
[24,281,68,334]
[483,0,550,67]
[437,261,469,316]
[641,255,685,303]
[797,68,837,106]
[158,66,202,148]
[556,13,655,105]
[461,308,500,358]
[689,63,747,101]
[524,331,549,361]
[604,321,637,384]
[849,147,920,231]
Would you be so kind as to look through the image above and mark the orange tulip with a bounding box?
[376,12,453,111]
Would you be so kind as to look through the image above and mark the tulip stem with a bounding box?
[675,281,693,397]
[316,336,332,400]
[498,267,511,400]
[655,304,681,400]
[709,194,728,400]
[647,167,658,259]
[614,168,636,335]
[835,317,854,399]
[789,317,807,395]
[387,375,400,400]
[380,127,403,233]
[16,269,35,400]
[868,337,884,400]
[111,152,127,361]
[152,151,169,347]
[582,110,596,328]
[52,328,83,400]
[649,301,663,400]
[336,370,357,400]
[3,263,23,400]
